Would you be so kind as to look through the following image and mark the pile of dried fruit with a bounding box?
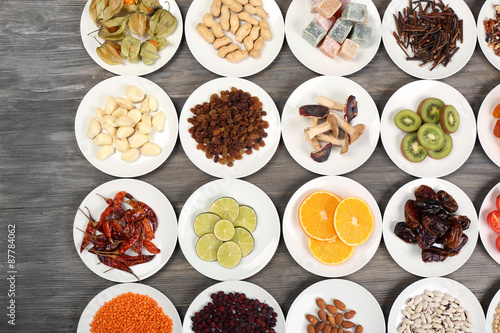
[300,94,365,163]
[306,297,363,333]
[492,102,500,138]
[191,291,278,332]
[89,0,177,65]
[393,185,470,262]
[187,87,268,167]
[484,4,500,57]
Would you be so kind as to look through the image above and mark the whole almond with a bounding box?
[315,322,325,333]
[331,327,338,333]
[327,313,336,326]
[307,324,315,333]
[342,321,355,329]
[338,328,344,333]
[355,325,364,333]
[316,297,327,309]
[323,324,332,333]
[326,304,338,314]
[333,299,346,311]
[318,309,327,322]
[335,313,343,326]
[344,310,356,319]
[306,314,319,325]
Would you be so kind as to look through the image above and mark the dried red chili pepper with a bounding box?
[122,208,147,223]
[143,239,161,254]
[118,223,141,254]
[78,207,99,253]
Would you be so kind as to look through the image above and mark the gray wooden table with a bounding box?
[0,0,498,332]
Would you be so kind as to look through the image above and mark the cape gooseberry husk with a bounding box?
[148,9,177,38]
[98,0,123,22]
[121,36,141,63]
[97,41,124,65]
[98,17,128,41]
[139,41,159,65]
[128,12,149,36]
[139,0,162,15]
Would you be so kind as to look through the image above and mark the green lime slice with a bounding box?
[230,227,255,257]
[195,233,222,261]
[232,205,257,233]
[217,241,242,268]
[213,219,235,241]
[193,212,221,237]
[209,197,240,222]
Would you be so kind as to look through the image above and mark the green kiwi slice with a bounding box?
[417,123,445,150]
[417,98,444,124]
[439,105,460,134]
[428,133,453,159]
[394,109,422,132]
[401,132,427,163]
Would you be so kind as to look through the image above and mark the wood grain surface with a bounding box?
[0,0,498,332]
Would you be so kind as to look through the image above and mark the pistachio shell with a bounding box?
[149,95,158,112]
[141,112,152,126]
[121,148,140,162]
[102,123,117,137]
[115,115,135,127]
[102,115,118,127]
[115,137,130,153]
[125,85,146,103]
[116,126,135,139]
[141,142,162,156]
[104,96,119,114]
[93,133,113,146]
[95,107,106,122]
[97,145,115,160]
[139,97,150,113]
[128,109,142,124]
[135,121,152,134]
[152,111,165,132]
[129,133,149,148]
[112,107,128,118]
[114,97,135,110]
[87,117,101,139]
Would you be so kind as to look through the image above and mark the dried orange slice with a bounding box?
[333,196,374,246]
[299,191,342,241]
[308,235,355,265]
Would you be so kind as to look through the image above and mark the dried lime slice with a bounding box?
[232,205,257,233]
[195,233,222,261]
[209,197,240,222]
[213,219,235,241]
[193,212,221,237]
[216,241,242,268]
[230,227,255,257]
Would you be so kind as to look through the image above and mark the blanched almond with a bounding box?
[128,109,142,124]
[139,97,150,113]
[112,107,127,118]
[152,111,165,132]
[135,122,152,135]
[141,142,161,156]
[116,126,135,139]
[121,148,140,162]
[95,107,105,122]
[102,123,116,137]
[115,137,130,153]
[115,116,135,127]
[93,133,113,146]
[114,96,135,110]
[102,115,117,127]
[97,145,115,160]
[104,96,119,114]
[87,117,101,139]
[129,133,148,148]
[149,95,158,112]
[125,85,146,103]
[141,112,152,126]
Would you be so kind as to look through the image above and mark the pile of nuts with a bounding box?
[305,297,363,333]
[397,290,474,333]
[196,0,272,63]
[493,302,500,333]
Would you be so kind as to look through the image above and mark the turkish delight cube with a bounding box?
[341,3,367,23]
[310,0,321,13]
[313,13,336,32]
[349,23,372,47]
[338,38,360,61]
[327,18,353,44]
[334,0,351,18]
[319,35,341,59]
[316,0,342,19]
[302,21,327,47]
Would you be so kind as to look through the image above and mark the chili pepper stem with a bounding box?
[77,206,97,225]
[103,267,141,283]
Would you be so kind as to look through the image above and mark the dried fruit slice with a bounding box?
[217,241,242,268]
[230,227,255,257]
[308,235,355,265]
[299,191,342,241]
[232,205,257,233]
[333,196,374,246]
[213,219,235,241]
[209,197,240,222]
[196,233,223,261]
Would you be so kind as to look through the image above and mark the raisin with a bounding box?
[437,190,459,213]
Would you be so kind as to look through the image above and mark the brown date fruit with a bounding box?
[414,185,439,201]
[442,220,463,248]
[445,234,468,256]
[415,198,442,214]
[417,227,438,250]
[448,215,470,230]
[436,210,450,222]
[422,247,449,262]
[394,222,417,243]
[437,190,459,213]
[404,200,421,229]
[421,214,450,237]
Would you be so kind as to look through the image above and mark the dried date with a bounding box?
[445,234,468,256]
[441,220,463,248]
[417,227,438,250]
[422,247,449,263]
[448,215,470,230]
[421,214,450,237]
[394,222,417,243]
[415,198,442,215]
[437,190,459,213]
[414,185,439,201]
[404,200,421,229]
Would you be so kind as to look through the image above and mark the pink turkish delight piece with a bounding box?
[313,13,336,32]
[334,0,351,18]
[338,38,359,61]
[316,0,342,18]
[319,35,341,59]
[311,0,321,13]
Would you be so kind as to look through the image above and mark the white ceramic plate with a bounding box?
[185,0,284,77]
[478,0,500,71]
[285,0,381,76]
[75,75,178,178]
[281,75,380,175]
[282,176,382,277]
[73,179,177,282]
[388,277,485,333]
[486,288,500,333]
[179,77,280,178]
[286,279,385,332]
[380,80,476,178]
[478,83,500,168]
[382,178,478,277]
[382,0,476,79]
[178,178,280,281]
[478,182,500,266]
[182,280,285,333]
[77,283,182,333]
[80,0,183,76]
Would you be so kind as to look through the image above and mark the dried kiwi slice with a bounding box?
[428,133,453,159]
[417,123,445,150]
[417,98,444,124]
[401,132,427,163]
[394,109,422,132]
[439,105,460,134]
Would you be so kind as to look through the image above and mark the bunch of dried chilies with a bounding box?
[392,0,463,70]
[89,0,177,65]
[78,191,161,281]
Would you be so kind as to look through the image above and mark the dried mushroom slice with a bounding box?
[148,9,177,38]
[97,41,124,65]
[121,36,141,63]
[128,12,149,36]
